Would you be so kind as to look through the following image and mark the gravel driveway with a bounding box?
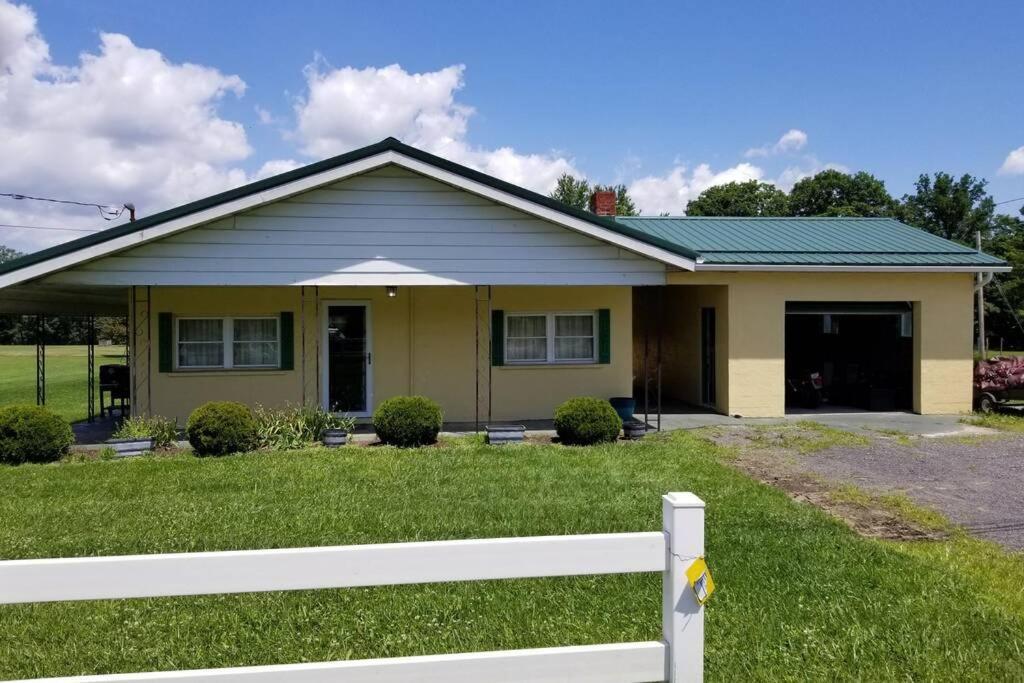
[795,433,1024,550]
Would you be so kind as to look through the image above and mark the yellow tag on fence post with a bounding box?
[685,557,714,605]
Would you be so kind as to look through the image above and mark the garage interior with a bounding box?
[785,302,914,413]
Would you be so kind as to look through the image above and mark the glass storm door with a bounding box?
[324,304,371,414]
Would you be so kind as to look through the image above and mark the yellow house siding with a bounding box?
[490,286,633,422]
[666,271,974,416]
[146,287,304,422]
[141,284,633,424]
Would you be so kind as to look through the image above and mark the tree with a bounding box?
[549,173,591,211]
[981,207,1024,349]
[0,245,21,263]
[900,172,996,244]
[685,180,790,217]
[549,174,639,216]
[789,170,896,217]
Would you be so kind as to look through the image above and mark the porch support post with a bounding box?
[35,315,45,406]
[87,315,96,423]
[474,285,492,432]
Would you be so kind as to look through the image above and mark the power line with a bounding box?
[0,192,130,220]
[0,223,102,232]
[995,196,1024,206]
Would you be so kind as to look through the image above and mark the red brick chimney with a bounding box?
[589,190,617,216]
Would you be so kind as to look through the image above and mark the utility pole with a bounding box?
[977,231,986,359]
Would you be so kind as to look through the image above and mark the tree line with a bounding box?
[550,169,1024,350]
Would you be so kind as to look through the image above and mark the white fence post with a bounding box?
[662,492,706,682]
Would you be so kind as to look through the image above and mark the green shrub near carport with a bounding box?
[554,397,622,445]
[373,396,443,447]
[0,404,74,465]
[186,401,258,456]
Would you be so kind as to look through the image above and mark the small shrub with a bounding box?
[186,401,258,457]
[254,404,356,450]
[554,397,622,446]
[0,404,74,465]
[372,396,443,447]
[97,446,118,461]
[113,415,178,449]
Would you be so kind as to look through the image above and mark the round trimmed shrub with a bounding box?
[554,397,622,446]
[186,401,258,456]
[0,404,74,465]
[372,396,443,447]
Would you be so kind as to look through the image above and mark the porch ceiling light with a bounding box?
[386,286,398,298]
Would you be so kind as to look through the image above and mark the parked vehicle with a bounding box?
[974,356,1024,412]
[786,371,824,409]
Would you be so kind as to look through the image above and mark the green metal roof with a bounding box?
[614,216,1007,268]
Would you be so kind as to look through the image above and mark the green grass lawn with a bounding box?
[0,345,127,423]
[1,433,1022,680]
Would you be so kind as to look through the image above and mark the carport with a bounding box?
[0,282,129,437]
[785,302,914,413]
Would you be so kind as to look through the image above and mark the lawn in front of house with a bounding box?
[1,433,1022,681]
[0,345,127,423]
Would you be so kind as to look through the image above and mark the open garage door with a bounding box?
[785,302,913,413]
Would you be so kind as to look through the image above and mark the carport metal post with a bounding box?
[87,315,96,423]
[35,315,45,406]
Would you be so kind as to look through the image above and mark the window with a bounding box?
[505,312,597,364]
[176,317,279,370]
[233,318,279,367]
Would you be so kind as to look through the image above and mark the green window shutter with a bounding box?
[491,309,504,366]
[279,312,294,371]
[598,309,611,364]
[158,312,172,373]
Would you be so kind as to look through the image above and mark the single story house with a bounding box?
[0,138,1008,423]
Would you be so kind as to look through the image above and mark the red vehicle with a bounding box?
[974,357,1024,412]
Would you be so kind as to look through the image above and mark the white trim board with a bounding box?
[694,263,1010,273]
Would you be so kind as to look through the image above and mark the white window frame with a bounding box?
[505,311,598,365]
[174,316,280,370]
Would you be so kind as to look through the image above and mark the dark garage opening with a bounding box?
[785,302,913,413]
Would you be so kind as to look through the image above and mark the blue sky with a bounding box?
[2,0,1022,250]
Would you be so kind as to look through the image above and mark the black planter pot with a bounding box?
[322,429,349,447]
[622,420,647,440]
[485,425,526,445]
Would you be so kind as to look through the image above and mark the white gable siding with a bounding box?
[46,166,666,286]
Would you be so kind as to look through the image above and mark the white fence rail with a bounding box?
[0,492,706,683]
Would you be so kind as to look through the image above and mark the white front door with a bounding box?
[321,301,373,416]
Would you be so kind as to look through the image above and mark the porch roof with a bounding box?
[0,283,127,315]
[614,216,1008,270]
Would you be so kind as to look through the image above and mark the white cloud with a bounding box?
[0,0,252,251]
[290,61,579,193]
[745,129,808,158]
[629,162,764,215]
[254,159,302,179]
[999,146,1024,175]
[774,160,849,191]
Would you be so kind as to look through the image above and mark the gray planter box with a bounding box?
[485,425,526,445]
[623,421,647,440]
[322,429,349,448]
[105,437,154,458]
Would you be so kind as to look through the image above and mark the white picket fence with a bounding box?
[0,492,706,683]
